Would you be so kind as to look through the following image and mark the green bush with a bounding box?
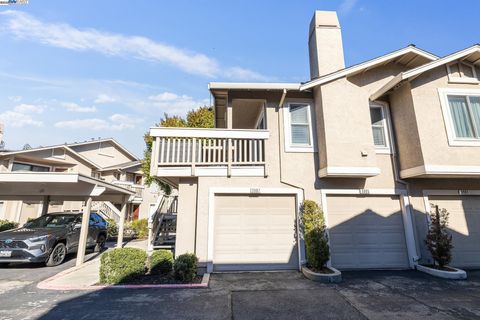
[301,200,330,270]
[131,219,148,239]
[149,250,174,275]
[99,248,147,284]
[106,219,118,239]
[425,205,453,268]
[174,253,198,282]
[0,220,19,232]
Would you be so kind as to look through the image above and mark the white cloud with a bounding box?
[148,92,209,115]
[338,0,358,15]
[94,94,116,104]
[0,111,43,127]
[0,10,269,81]
[54,114,142,131]
[14,103,44,114]
[8,96,22,102]
[62,102,97,113]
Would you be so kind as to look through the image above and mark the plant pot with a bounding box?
[416,264,467,280]
[302,266,342,283]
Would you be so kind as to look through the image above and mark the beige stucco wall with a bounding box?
[69,141,133,168]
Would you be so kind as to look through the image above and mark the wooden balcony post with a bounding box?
[191,137,196,176]
[227,138,232,177]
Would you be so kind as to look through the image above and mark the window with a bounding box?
[369,103,391,152]
[447,61,479,84]
[11,162,49,172]
[447,95,480,139]
[284,102,315,152]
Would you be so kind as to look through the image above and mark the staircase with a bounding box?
[148,195,178,252]
[91,201,122,222]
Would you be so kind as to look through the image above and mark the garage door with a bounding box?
[327,195,409,270]
[213,194,298,271]
[429,195,480,268]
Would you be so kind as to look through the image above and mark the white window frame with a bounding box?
[370,102,392,154]
[283,101,316,152]
[438,88,480,147]
[11,161,51,172]
[446,61,479,84]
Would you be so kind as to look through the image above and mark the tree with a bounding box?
[301,200,330,271]
[425,205,453,268]
[187,106,214,128]
[141,106,214,193]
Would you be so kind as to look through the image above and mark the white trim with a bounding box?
[67,138,139,161]
[320,188,417,269]
[206,187,304,273]
[149,127,270,139]
[438,88,480,146]
[400,164,480,178]
[301,46,438,90]
[156,166,266,177]
[370,101,393,154]
[318,166,381,177]
[209,82,301,91]
[446,61,479,84]
[283,101,316,153]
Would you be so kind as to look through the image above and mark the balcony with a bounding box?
[112,180,144,201]
[149,127,269,177]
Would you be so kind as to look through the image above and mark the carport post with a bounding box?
[116,198,127,248]
[76,197,92,267]
[41,195,50,216]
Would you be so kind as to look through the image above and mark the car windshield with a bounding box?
[24,215,78,228]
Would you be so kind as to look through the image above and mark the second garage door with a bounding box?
[213,194,298,272]
[430,195,480,268]
[327,195,409,270]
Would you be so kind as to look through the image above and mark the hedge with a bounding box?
[301,200,330,270]
[174,253,198,282]
[99,248,147,284]
[0,220,19,232]
[149,250,174,275]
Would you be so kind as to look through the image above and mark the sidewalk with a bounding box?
[37,239,209,290]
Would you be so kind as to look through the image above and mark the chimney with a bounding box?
[308,11,345,79]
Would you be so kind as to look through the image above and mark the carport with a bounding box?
[0,172,134,266]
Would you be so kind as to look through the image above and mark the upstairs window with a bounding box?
[447,95,480,139]
[447,61,479,84]
[11,162,49,172]
[284,102,315,152]
[369,103,391,153]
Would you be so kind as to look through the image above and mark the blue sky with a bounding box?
[0,0,479,157]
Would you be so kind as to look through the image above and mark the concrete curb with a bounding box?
[38,267,210,291]
[302,266,342,283]
[416,264,467,280]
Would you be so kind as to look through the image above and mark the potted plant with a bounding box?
[300,200,341,283]
[416,205,466,279]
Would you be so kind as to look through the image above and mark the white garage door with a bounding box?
[430,195,480,268]
[213,194,298,271]
[327,195,409,270]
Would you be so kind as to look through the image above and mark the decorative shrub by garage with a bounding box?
[149,250,174,275]
[100,248,147,284]
[425,205,453,269]
[301,200,330,271]
[0,220,19,232]
[174,253,198,282]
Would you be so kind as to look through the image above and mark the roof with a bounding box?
[66,138,138,161]
[208,82,302,91]
[98,160,142,172]
[300,45,439,91]
[371,44,480,100]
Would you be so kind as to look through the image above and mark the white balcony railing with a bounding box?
[149,127,269,177]
[112,180,144,198]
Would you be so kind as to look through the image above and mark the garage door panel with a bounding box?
[430,195,480,268]
[327,195,409,270]
[213,194,298,271]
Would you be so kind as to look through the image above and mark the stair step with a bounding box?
[153,245,175,249]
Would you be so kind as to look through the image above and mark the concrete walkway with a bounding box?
[38,239,149,290]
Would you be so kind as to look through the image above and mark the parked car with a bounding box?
[0,212,107,267]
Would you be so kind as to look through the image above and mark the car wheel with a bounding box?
[46,243,67,267]
[94,235,106,253]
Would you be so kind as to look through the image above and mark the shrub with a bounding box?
[99,248,147,284]
[131,219,148,239]
[149,250,174,275]
[425,205,453,268]
[0,220,19,232]
[106,219,118,239]
[174,253,198,282]
[301,200,330,270]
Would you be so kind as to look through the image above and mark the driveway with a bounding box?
[1,270,480,319]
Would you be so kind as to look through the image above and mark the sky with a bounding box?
[0,0,479,157]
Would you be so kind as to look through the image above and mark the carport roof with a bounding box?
[0,172,134,202]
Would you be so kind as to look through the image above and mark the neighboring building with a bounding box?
[149,10,480,273]
[0,138,160,224]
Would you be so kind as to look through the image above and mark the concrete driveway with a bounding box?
[2,269,480,319]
